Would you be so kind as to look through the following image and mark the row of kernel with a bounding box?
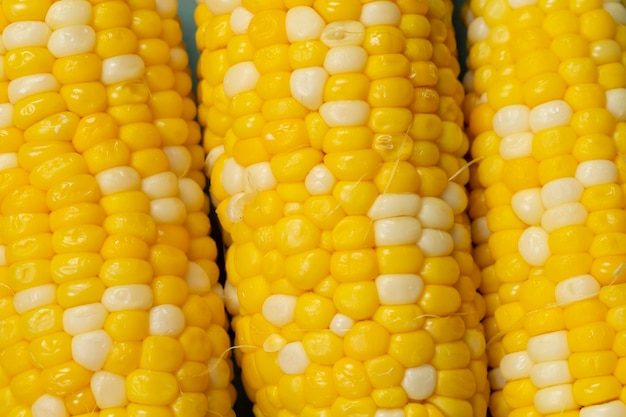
[0,1,94,415]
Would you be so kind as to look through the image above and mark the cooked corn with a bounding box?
[195,0,488,416]
[464,0,626,415]
[0,1,234,416]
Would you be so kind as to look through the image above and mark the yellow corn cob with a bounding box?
[0,1,235,416]
[463,0,626,415]
[195,0,488,416]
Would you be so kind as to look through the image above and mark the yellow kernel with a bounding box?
[343,321,389,361]
[332,181,378,216]
[374,161,421,194]
[419,284,462,316]
[332,359,373,401]
[374,304,425,333]
[569,351,618,379]
[289,40,328,69]
[254,44,291,74]
[331,215,375,250]
[302,331,343,365]
[573,375,621,406]
[5,47,53,79]
[293,292,335,331]
[333,281,379,320]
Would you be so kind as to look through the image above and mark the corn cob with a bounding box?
[0,1,235,416]
[195,0,488,416]
[463,0,626,415]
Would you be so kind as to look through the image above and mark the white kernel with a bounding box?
[229,7,254,34]
[527,331,570,362]
[367,194,421,220]
[417,197,455,230]
[32,394,68,417]
[374,217,422,246]
[529,100,573,132]
[262,294,298,327]
[163,145,192,177]
[0,153,18,171]
[290,67,328,110]
[360,2,401,26]
[530,360,572,388]
[3,22,51,50]
[46,0,92,29]
[465,329,486,358]
[534,384,577,414]
[206,145,225,176]
[177,178,206,212]
[555,274,600,305]
[499,132,534,160]
[606,88,626,120]
[263,334,288,352]
[541,202,587,232]
[91,371,127,408]
[150,197,187,224]
[71,330,112,371]
[47,25,95,58]
[243,162,277,193]
[319,100,370,127]
[467,17,489,44]
[541,177,584,208]
[451,223,472,250]
[8,73,59,104]
[142,171,179,199]
[13,284,56,314]
[0,246,6,266]
[278,342,310,374]
[149,304,185,336]
[223,61,260,99]
[518,226,550,266]
[305,163,335,195]
[63,303,108,336]
[323,46,368,74]
[207,358,232,388]
[95,166,141,195]
[508,0,538,8]
[417,229,454,257]
[604,3,626,24]
[441,182,468,215]
[320,20,366,47]
[500,351,534,381]
[488,368,506,390]
[462,70,474,92]
[101,284,153,312]
[511,188,545,225]
[222,158,245,196]
[492,105,530,137]
[575,159,618,187]
[580,400,626,417]
[223,280,240,315]
[101,54,145,85]
[169,47,188,71]
[472,217,491,245]
[155,0,178,17]
[286,6,326,42]
[185,261,212,295]
[224,192,250,224]
[329,313,354,337]
[205,0,242,15]
[0,104,13,129]
[375,274,424,305]
[402,365,437,400]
